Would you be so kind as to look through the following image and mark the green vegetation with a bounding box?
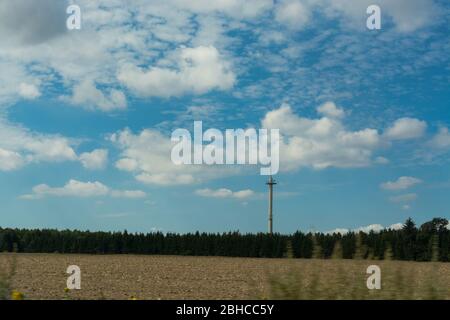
[0,217,448,261]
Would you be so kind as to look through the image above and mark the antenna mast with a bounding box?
[266,176,277,234]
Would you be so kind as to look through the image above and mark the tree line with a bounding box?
[0,217,448,261]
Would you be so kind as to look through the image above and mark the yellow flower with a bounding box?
[64,287,70,293]
[129,296,138,300]
[11,291,24,300]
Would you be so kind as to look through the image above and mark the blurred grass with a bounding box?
[264,259,449,300]
[264,234,449,300]
[0,252,17,300]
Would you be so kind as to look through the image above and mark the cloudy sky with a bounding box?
[0,0,449,234]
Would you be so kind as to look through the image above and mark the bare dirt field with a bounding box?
[1,253,449,300]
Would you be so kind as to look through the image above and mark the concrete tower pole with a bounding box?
[266,176,277,234]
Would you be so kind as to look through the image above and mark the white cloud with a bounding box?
[384,118,427,140]
[380,176,422,191]
[0,119,114,171]
[0,148,24,171]
[20,179,146,200]
[21,180,109,199]
[115,158,139,172]
[355,224,385,233]
[79,149,108,170]
[429,127,450,150]
[262,102,384,170]
[195,188,255,199]
[111,127,239,186]
[18,83,41,100]
[317,101,345,119]
[275,0,311,30]
[233,189,255,199]
[326,228,349,235]
[326,222,403,234]
[25,137,77,162]
[110,103,433,186]
[388,223,404,230]
[0,118,77,171]
[111,128,195,185]
[118,46,235,98]
[64,80,127,112]
[389,193,417,203]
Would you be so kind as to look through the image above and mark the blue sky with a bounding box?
[0,0,449,234]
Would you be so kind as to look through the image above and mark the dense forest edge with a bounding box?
[0,217,449,261]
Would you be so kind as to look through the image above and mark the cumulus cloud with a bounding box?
[79,149,108,170]
[428,127,450,150]
[64,80,127,112]
[384,118,427,140]
[262,102,384,170]
[0,119,115,171]
[111,128,196,186]
[387,223,404,230]
[0,119,77,171]
[317,101,345,119]
[195,188,255,199]
[380,176,422,191]
[326,222,403,234]
[110,128,237,186]
[18,83,41,100]
[326,228,350,235]
[118,46,235,98]
[355,224,385,233]
[275,0,311,30]
[111,125,259,185]
[0,148,24,171]
[20,179,146,200]
[110,103,433,185]
[22,180,109,199]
